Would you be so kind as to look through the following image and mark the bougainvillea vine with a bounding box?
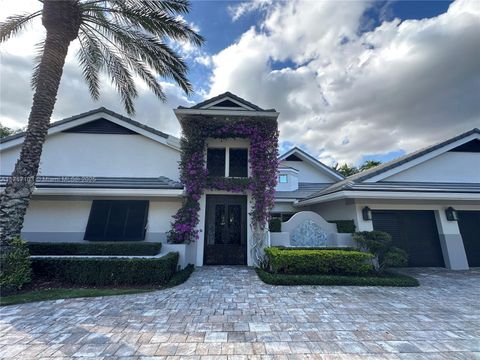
[167,115,279,244]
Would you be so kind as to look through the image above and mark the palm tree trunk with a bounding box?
[0,1,81,246]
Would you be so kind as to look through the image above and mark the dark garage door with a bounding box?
[458,211,480,267]
[372,210,445,267]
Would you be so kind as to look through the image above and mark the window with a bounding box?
[279,174,288,183]
[229,148,248,177]
[270,212,296,222]
[207,148,226,176]
[85,200,149,241]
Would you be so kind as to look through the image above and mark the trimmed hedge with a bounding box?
[328,220,356,233]
[256,268,419,287]
[32,252,178,286]
[265,247,374,275]
[28,241,162,256]
[166,264,194,288]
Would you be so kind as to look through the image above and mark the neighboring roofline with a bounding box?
[296,189,480,206]
[279,147,345,180]
[0,107,181,151]
[299,127,480,203]
[180,91,276,112]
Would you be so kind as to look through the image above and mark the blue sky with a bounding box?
[1,0,478,167]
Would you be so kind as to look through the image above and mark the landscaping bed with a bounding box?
[265,247,374,275]
[1,263,195,306]
[256,268,419,287]
[28,241,162,256]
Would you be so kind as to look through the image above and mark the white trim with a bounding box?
[8,187,185,197]
[296,190,480,206]
[365,132,480,183]
[199,96,255,111]
[279,148,344,181]
[0,111,181,152]
[174,109,279,118]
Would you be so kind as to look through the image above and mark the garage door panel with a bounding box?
[372,210,445,267]
[458,211,480,267]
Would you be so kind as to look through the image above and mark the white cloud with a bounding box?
[227,0,271,22]
[208,0,480,165]
[0,1,195,135]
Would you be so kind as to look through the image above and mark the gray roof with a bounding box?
[275,183,332,199]
[178,92,277,112]
[0,107,171,144]
[301,128,480,202]
[310,181,480,198]
[0,176,183,190]
[279,146,345,180]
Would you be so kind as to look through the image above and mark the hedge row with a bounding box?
[256,268,419,287]
[265,247,374,275]
[28,242,162,256]
[32,252,178,286]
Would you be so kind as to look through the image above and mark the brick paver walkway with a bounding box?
[1,267,479,359]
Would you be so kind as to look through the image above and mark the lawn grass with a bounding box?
[1,264,195,306]
[256,268,419,287]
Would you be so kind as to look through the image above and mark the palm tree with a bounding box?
[0,0,203,245]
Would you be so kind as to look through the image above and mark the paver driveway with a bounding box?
[1,267,479,359]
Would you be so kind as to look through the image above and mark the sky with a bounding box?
[0,0,479,166]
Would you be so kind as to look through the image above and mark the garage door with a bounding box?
[372,210,445,267]
[457,211,480,267]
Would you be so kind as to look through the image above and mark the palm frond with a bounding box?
[81,24,138,114]
[81,2,204,46]
[106,0,191,15]
[77,33,103,100]
[81,13,193,94]
[0,11,41,43]
[30,40,45,90]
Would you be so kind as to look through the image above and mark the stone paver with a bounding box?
[1,267,480,359]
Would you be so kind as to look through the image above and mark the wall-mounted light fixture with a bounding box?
[362,206,372,221]
[445,207,458,221]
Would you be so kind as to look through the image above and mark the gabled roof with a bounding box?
[179,91,276,112]
[299,128,480,203]
[0,107,180,151]
[279,147,344,181]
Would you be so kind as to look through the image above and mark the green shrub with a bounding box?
[28,241,162,256]
[328,220,356,233]
[32,252,178,286]
[256,268,419,287]
[0,237,32,294]
[166,264,194,287]
[268,218,282,232]
[264,247,374,275]
[353,231,408,272]
[385,247,408,267]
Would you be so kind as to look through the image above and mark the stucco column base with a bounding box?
[438,234,469,270]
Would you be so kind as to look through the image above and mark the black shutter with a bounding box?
[85,200,149,241]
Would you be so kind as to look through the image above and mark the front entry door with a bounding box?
[204,195,247,265]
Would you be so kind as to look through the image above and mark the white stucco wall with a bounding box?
[22,200,92,233]
[276,170,299,192]
[147,200,182,233]
[20,198,182,243]
[1,132,181,180]
[383,152,480,183]
[280,160,335,183]
[307,200,357,222]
